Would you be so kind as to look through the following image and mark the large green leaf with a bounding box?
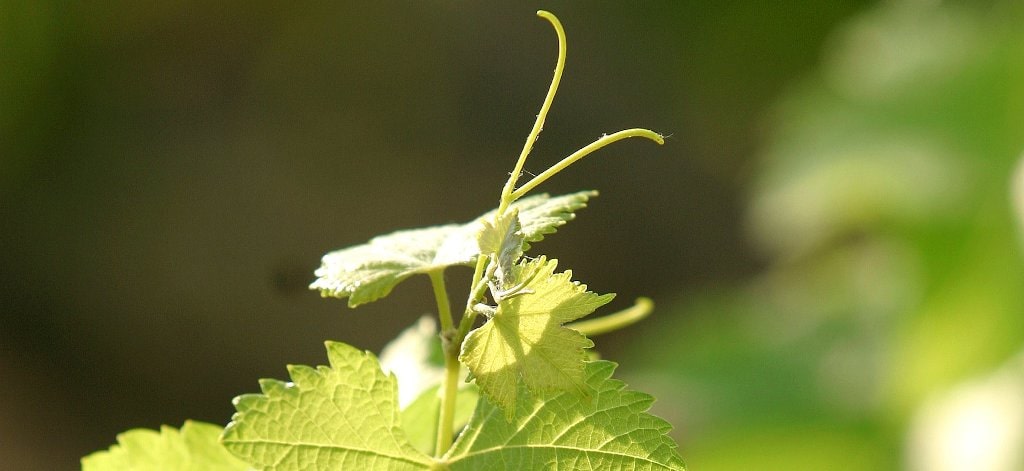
[445,360,686,470]
[221,342,434,470]
[221,340,682,470]
[310,191,596,307]
[460,256,614,417]
[81,421,248,471]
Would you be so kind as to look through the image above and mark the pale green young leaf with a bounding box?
[221,341,434,470]
[460,256,614,417]
[379,315,447,408]
[485,190,597,250]
[401,384,480,456]
[380,315,477,455]
[310,224,476,307]
[477,209,524,289]
[444,360,686,470]
[81,421,248,471]
[477,209,521,257]
[311,191,596,307]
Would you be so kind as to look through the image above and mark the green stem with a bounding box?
[435,350,460,456]
[469,9,565,345]
[498,10,567,214]
[434,256,491,456]
[511,129,664,200]
[454,261,496,346]
[429,270,454,333]
[566,297,654,336]
[439,264,497,456]
[428,271,458,456]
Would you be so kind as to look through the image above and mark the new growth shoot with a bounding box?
[439,9,663,456]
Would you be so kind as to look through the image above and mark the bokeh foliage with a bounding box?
[630,1,1024,469]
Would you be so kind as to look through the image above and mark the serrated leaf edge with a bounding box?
[443,360,685,470]
[221,341,435,469]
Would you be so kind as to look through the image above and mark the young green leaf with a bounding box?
[379,315,447,408]
[444,360,686,470]
[311,191,596,307]
[379,315,478,455]
[81,421,248,471]
[221,341,434,470]
[482,190,597,250]
[310,224,475,307]
[477,209,524,290]
[460,256,614,417]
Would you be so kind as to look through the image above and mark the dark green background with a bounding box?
[18,1,1024,469]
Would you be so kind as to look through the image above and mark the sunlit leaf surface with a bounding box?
[460,257,614,417]
[311,191,596,307]
[445,360,686,470]
[82,421,248,471]
[222,342,433,470]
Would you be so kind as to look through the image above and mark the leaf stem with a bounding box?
[435,348,461,456]
[429,270,454,333]
[454,261,496,347]
[511,129,665,200]
[435,256,490,457]
[497,10,566,215]
[566,297,654,336]
[427,269,460,456]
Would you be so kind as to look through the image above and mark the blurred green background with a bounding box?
[4,1,1024,469]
